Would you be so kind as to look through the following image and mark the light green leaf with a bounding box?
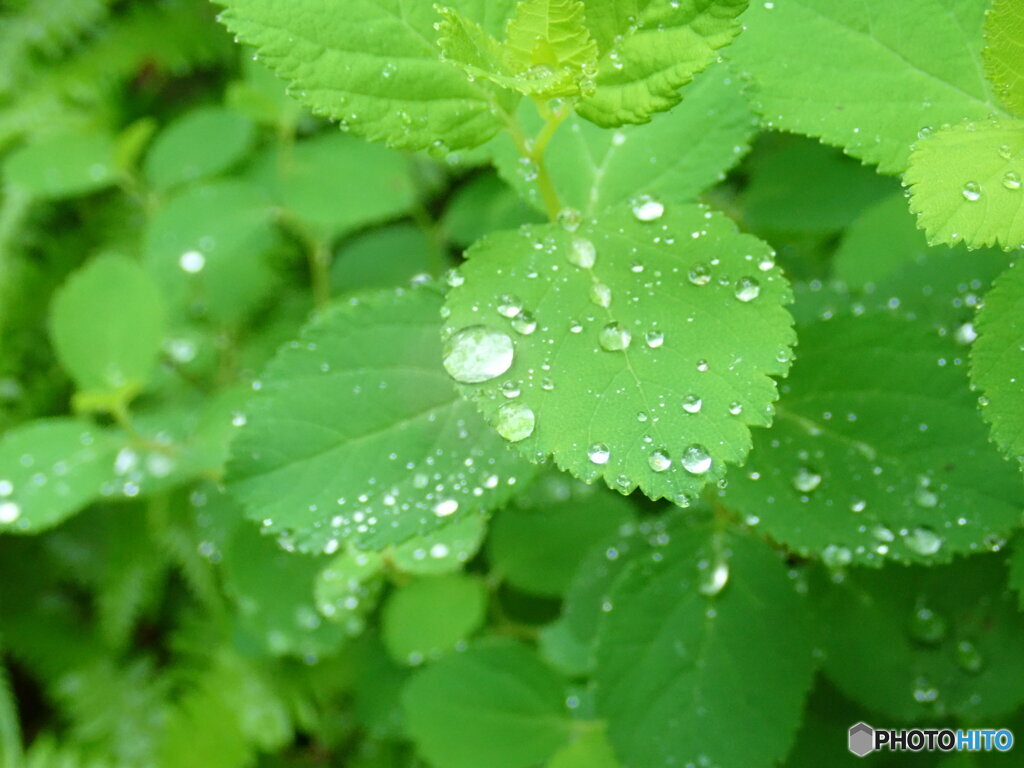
[436,6,512,87]
[971,258,1024,468]
[227,286,534,553]
[728,0,1006,173]
[4,131,119,198]
[0,419,118,534]
[487,472,635,596]
[390,513,488,575]
[504,0,598,96]
[906,118,1024,249]
[226,57,306,129]
[722,311,1024,566]
[594,527,814,768]
[382,573,487,664]
[443,172,544,247]
[576,0,747,127]
[143,180,279,325]
[547,728,619,768]
[494,63,756,216]
[250,132,416,242]
[443,203,794,502]
[331,223,441,293]
[811,553,1024,720]
[402,641,572,768]
[143,106,255,191]
[215,0,519,150]
[314,548,385,633]
[985,0,1024,115]
[49,254,167,402]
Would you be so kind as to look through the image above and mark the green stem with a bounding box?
[308,237,332,309]
[495,99,569,222]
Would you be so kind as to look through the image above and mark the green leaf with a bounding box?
[436,6,512,88]
[314,548,385,633]
[143,106,255,191]
[985,0,1024,115]
[906,119,1024,249]
[971,258,1024,468]
[250,132,416,242]
[215,0,519,151]
[226,58,305,129]
[494,63,756,216]
[1009,536,1024,610]
[576,0,747,127]
[142,180,280,325]
[382,573,487,664]
[402,641,572,768]
[0,419,118,534]
[331,224,441,294]
[227,286,534,553]
[390,513,488,575]
[443,204,794,502]
[443,173,544,247]
[594,527,814,768]
[4,130,119,198]
[49,254,167,402]
[503,0,598,97]
[547,728,619,768]
[722,311,1024,566]
[811,553,1024,720]
[728,0,1006,173]
[740,134,895,233]
[487,472,635,596]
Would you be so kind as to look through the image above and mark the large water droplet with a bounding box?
[568,237,596,268]
[599,322,632,351]
[681,445,712,475]
[632,195,664,222]
[961,182,982,202]
[734,277,761,303]
[682,394,702,414]
[588,443,610,465]
[649,448,672,472]
[905,527,942,556]
[909,604,947,644]
[443,326,514,383]
[495,402,535,442]
[792,467,822,493]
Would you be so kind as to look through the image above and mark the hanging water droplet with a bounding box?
[590,282,612,308]
[1003,172,1021,191]
[511,310,537,335]
[494,402,535,442]
[905,527,943,556]
[568,236,596,268]
[588,443,610,465]
[688,264,712,286]
[909,604,947,644]
[698,559,730,596]
[599,322,632,351]
[961,182,982,202]
[442,326,515,383]
[734,277,761,302]
[681,445,712,475]
[955,639,984,673]
[792,467,822,493]
[497,295,524,318]
[0,500,20,524]
[645,330,664,348]
[631,195,664,221]
[649,448,672,472]
[821,544,852,568]
[682,394,702,414]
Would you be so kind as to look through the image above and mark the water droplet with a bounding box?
[955,323,977,344]
[0,500,20,524]
[728,401,743,416]
[511,310,537,335]
[961,182,982,202]
[698,560,729,596]
[599,322,632,351]
[681,445,712,475]
[557,207,582,232]
[433,499,459,517]
[821,544,852,568]
[909,604,947,644]
[500,381,521,398]
[912,678,940,704]
[644,330,664,348]
[1003,172,1021,191]
[590,282,612,308]
[792,467,822,493]
[568,237,596,268]
[649,448,672,472]
[955,640,984,673]
[179,250,205,273]
[632,195,664,222]
[682,394,703,414]
[588,443,610,465]
[497,295,524,318]
[443,326,514,383]
[495,402,535,442]
[0,480,12,496]
[688,264,712,286]
[905,527,942,556]
[850,498,867,513]
[734,277,761,302]
[445,269,465,287]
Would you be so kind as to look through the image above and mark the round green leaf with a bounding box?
[144,106,255,190]
[390,514,488,576]
[443,203,795,502]
[4,131,119,199]
[382,573,487,665]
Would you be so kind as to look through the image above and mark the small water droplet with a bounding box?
[599,322,632,351]
[912,678,940,704]
[734,277,761,302]
[961,182,982,202]
[588,443,610,465]
[850,498,867,513]
[698,560,729,596]
[909,604,947,644]
[500,381,521,398]
[644,330,664,348]
[1004,172,1022,191]
[682,394,702,414]
[821,544,852,568]
[510,310,537,335]
[955,639,984,674]
[905,527,942,556]
[728,401,743,416]
[494,402,535,442]
[568,236,596,268]
[445,269,465,287]
[179,250,205,273]
[0,500,20,524]
[681,445,712,475]
[632,195,664,222]
[443,326,514,383]
[433,499,459,517]
[590,282,612,308]
[688,264,712,286]
[649,448,672,472]
[557,207,582,232]
[792,467,822,493]
[497,295,524,318]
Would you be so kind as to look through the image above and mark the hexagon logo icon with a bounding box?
[848,722,875,757]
